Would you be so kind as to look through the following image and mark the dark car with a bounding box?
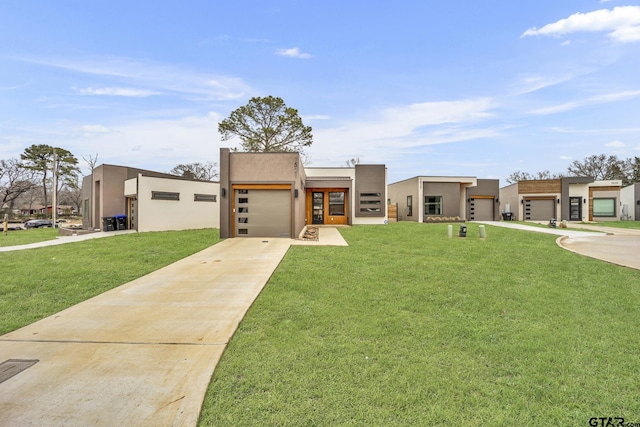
[24,219,53,229]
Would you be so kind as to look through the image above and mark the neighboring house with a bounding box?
[82,164,219,232]
[620,183,640,220]
[218,148,387,238]
[499,177,623,222]
[387,176,500,222]
[124,174,219,232]
[18,205,74,216]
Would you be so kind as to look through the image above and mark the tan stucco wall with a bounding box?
[388,177,419,222]
[135,175,219,232]
[499,183,519,219]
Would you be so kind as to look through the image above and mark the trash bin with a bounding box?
[114,214,127,230]
[102,217,115,232]
[459,224,467,237]
[502,212,513,221]
[549,218,557,228]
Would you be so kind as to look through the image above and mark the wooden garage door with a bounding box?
[469,197,494,221]
[234,189,291,237]
[524,198,555,221]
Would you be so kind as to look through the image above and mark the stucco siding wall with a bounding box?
[423,182,461,218]
[499,183,519,219]
[388,178,419,222]
[620,183,640,220]
[136,176,219,232]
[229,152,300,182]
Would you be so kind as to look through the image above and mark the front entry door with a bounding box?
[312,192,324,224]
[306,188,349,225]
[569,197,582,221]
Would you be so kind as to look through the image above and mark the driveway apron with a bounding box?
[0,237,294,426]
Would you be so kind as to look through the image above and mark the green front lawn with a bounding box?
[0,227,59,247]
[0,229,219,334]
[199,223,640,426]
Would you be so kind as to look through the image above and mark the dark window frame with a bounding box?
[592,197,616,217]
[151,191,180,201]
[194,193,217,202]
[424,195,443,215]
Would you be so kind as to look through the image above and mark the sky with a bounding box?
[1,1,640,184]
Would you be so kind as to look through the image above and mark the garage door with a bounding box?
[469,198,494,221]
[524,199,555,221]
[234,189,291,237]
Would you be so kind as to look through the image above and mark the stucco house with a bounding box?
[387,176,500,222]
[620,183,640,221]
[218,148,387,238]
[499,177,623,222]
[82,164,220,232]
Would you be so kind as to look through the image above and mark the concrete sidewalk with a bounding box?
[0,229,136,252]
[0,229,348,426]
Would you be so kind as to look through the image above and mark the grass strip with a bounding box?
[0,228,219,334]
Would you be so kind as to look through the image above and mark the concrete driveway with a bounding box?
[557,223,640,271]
[0,228,348,426]
[478,221,640,271]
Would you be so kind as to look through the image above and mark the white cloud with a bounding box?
[76,86,159,97]
[528,90,640,115]
[510,73,575,95]
[309,98,501,165]
[522,6,640,43]
[17,55,254,101]
[605,140,625,147]
[79,125,114,137]
[559,155,572,160]
[275,48,312,59]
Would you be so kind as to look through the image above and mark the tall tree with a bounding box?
[623,156,640,186]
[506,170,562,184]
[0,159,37,217]
[20,144,80,217]
[169,162,218,181]
[566,154,626,181]
[218,96,313,157]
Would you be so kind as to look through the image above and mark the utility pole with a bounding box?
[52,148,57,227]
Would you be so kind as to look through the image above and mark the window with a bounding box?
[407,195,413,216]
[238,197,248,204]
[329,192,345,216]
[152,191,179,201]
[194,193,217,202]
[593,198,616,217]
[424,196,443,215]
[358,192,383,216]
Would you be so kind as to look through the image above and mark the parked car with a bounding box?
[24,219,53,229]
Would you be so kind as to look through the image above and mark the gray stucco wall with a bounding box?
[423,182,461,218]
[466,179,500,221]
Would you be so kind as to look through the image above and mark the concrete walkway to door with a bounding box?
[0,229,348,426]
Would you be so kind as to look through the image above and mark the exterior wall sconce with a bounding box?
[495,198,499,203]
[637,200,640,205]
[584,198,587,204]
[294,189,299,198]
[521,199,524,204]
[221,188,226,197]
[467,198,471,202]
[557,199,560,204]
